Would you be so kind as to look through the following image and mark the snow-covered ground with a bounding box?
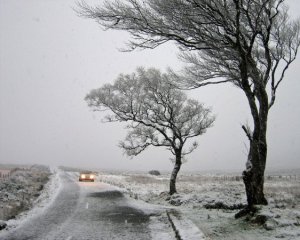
[1,166,299,239]
[0,165,61,231]
[0,165,51,221]
[97,171,300,240]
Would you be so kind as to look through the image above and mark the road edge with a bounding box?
[166,209,206,240]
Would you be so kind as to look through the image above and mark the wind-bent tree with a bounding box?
[85,68,215,194]
[78,0,300,212]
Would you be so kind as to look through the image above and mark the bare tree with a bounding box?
[78,0,300,213]
[85,68,215,194]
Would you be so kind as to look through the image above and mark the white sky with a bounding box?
[0,0,299,172]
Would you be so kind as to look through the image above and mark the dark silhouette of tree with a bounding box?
[85,68,215,194]
[78,0,300,214]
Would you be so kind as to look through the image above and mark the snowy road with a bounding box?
[0,171,174,240]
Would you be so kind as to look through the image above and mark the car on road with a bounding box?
[79,171,95,182]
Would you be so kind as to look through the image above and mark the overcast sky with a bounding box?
[0,0,299,173]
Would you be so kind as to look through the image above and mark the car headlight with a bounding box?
[81,174,86,178]
[90,175,94,179]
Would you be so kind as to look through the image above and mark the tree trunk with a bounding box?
[237,66,269,217]
[241,83,269,214]
[243,135,268,206]
[235,115,268,219]
[169,150,182,195]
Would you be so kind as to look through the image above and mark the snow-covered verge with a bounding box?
[0,165,61,231]
[97,171,300,240]
[0,165,51,221]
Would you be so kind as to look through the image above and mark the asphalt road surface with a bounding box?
[0,171,174,240]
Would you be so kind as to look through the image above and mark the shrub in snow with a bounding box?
[148,170,161,176]
[251,214,269,225]
[0,220,7,230]
[204,201,245,210]
[264,220,276,230]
